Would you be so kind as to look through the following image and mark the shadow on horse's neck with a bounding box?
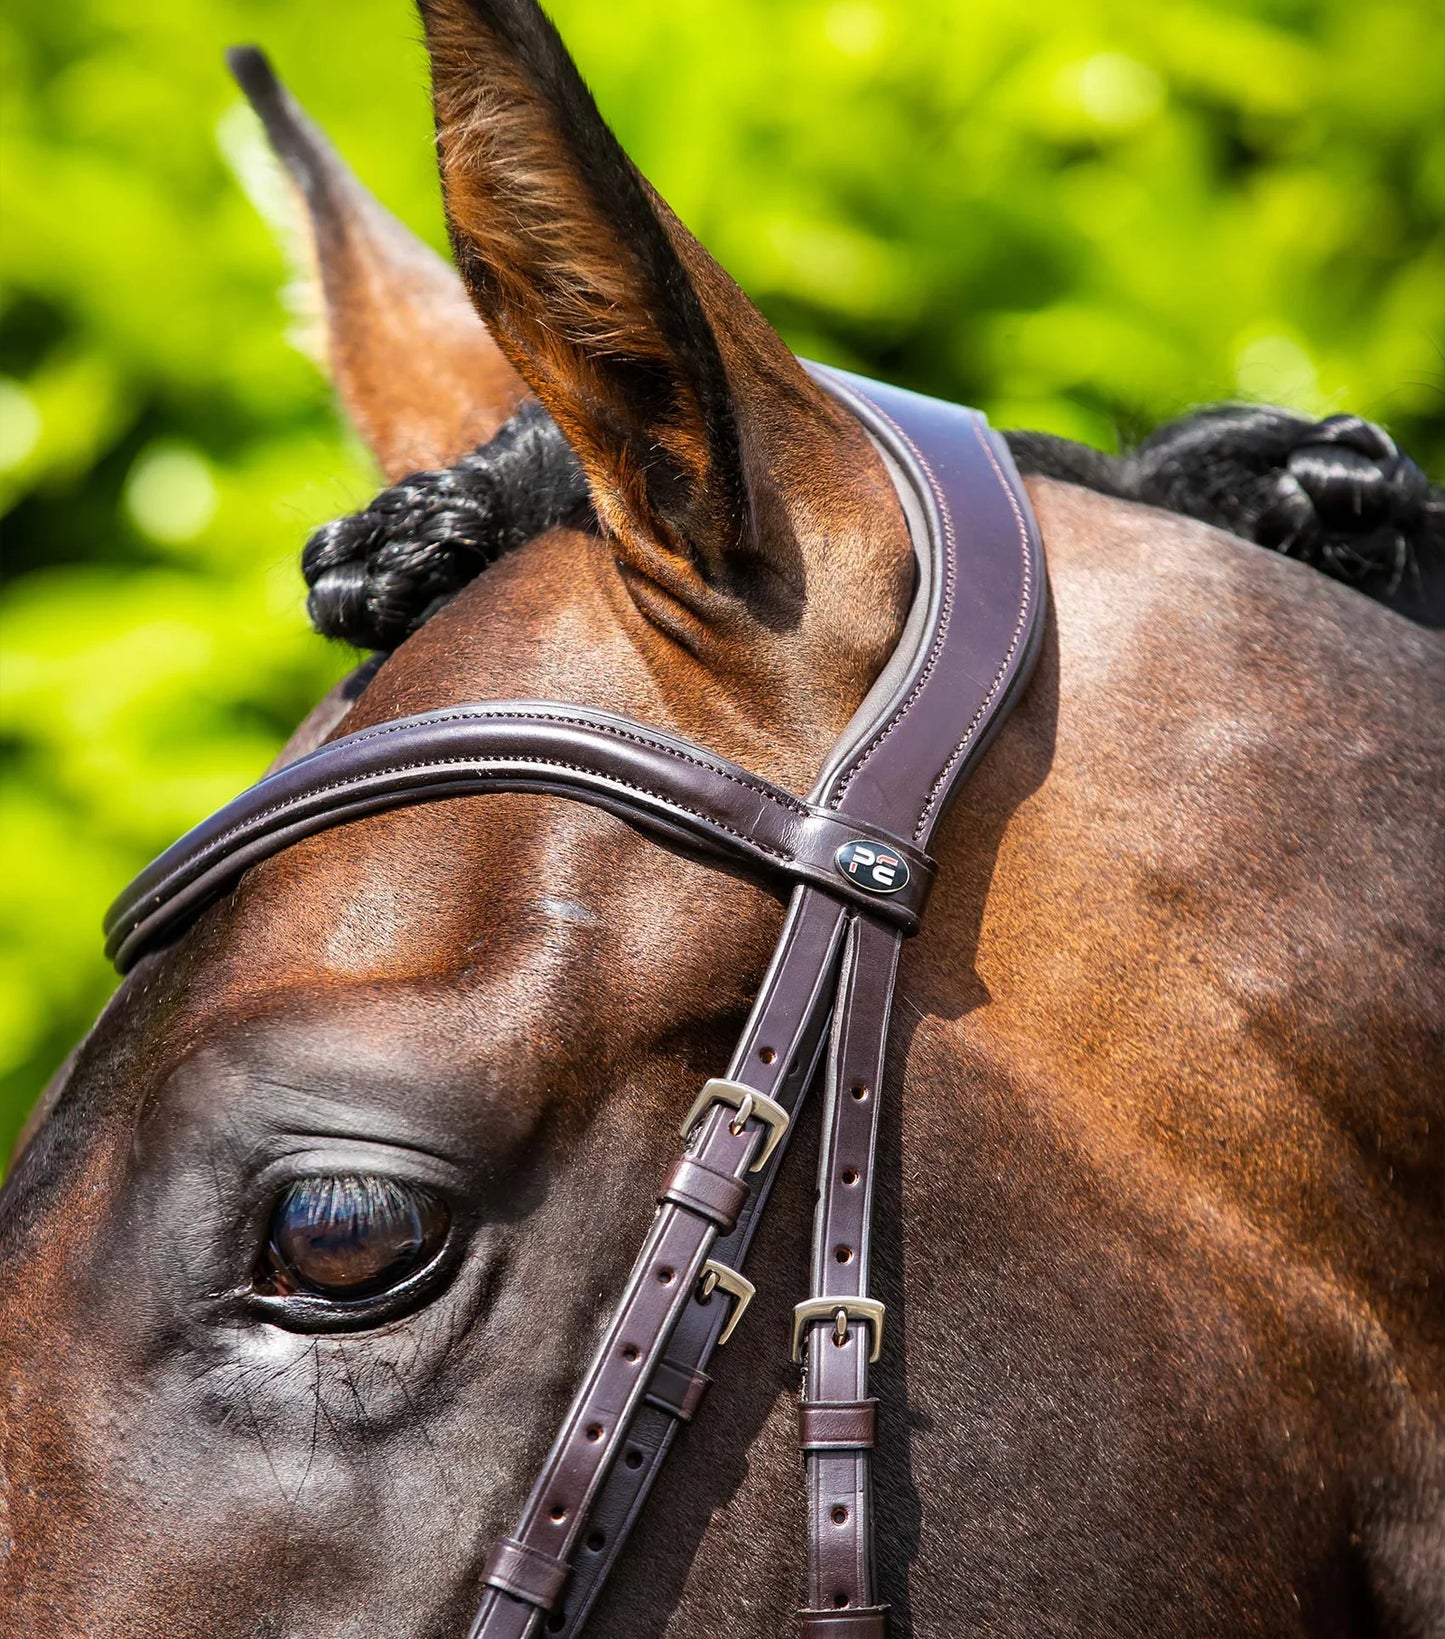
[580,611,1060,1638]
[904,605,1062,1027]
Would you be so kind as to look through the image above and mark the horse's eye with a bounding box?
[260,1175,448,1300]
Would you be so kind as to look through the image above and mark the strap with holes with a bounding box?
[538,371,1045,1639]
[795,915,900,1634]
[102,367,1046,1639]
[467,889,849,1639]
[550,888,845,1636]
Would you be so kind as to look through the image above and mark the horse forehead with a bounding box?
[148,787,780,1102]
[341,525,678,730]
[141,996,548,1166]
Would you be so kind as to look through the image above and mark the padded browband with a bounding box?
[103,706,934,970]
[105,366,1043,975]
[99,365,1046,1639]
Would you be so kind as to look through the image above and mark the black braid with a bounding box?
[302,398,591,649]
[1008,405,1443,625]
[304,397,1443,647]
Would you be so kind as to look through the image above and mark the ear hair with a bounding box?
[416,0,746,571]
[227,45,528,478]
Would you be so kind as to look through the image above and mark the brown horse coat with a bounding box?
[2,4,1440,1635]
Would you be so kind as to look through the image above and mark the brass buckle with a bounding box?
[791,1297,886,1364]
[678,1078,790,1172]
[697,1259,755,1346]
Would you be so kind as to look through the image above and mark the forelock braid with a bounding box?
[305,393,1443,647]
[302,398,592,649]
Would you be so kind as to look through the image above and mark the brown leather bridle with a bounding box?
[104,365,1046,1638]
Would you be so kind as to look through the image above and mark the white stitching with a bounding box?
[826,401,957,807]
[298,706,812,816]
[115,752,923,950]
[828,393,1035,843]
[142,752,798,886]
[913,419,1035,840]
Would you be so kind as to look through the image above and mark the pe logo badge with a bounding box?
[834,840,910,895]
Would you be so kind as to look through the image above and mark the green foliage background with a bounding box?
[1,0,1442,1161]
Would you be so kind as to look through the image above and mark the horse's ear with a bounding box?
[416,0,822,595]
[227,47,529,481]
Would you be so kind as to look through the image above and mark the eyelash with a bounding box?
[250,1172,455,1328]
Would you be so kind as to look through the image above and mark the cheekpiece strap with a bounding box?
[497,370,1045,1639]
[102,364,1046,1639]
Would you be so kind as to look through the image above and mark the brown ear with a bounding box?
[227,47,529,481]
[415,0,772,585]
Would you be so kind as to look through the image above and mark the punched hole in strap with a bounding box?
[791,1297,886,1363]
[678,1079,789,1171]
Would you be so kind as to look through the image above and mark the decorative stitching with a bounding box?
[825,397,958,809]
[128,752,798,904]
[912,419,1035,839]
[113,395,1026,964]
[824,390,1035,845]
[113,763,924,954]
[291,705,813,816]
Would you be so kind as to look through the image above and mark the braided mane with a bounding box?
[304,400,1445,650]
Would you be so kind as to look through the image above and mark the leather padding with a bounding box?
[104,704,933,971]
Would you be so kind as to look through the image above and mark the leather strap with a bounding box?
[798,915,899,1629]
[798,1401,877,1452]
[550,888,846,1637]
[660,1155,750,1232]
[101,366,1047,1638]
[103,704,932,970]
[471,889,849,1639]
[643,1357,711,1423]
[798,1610,889,1636]
[807,369,1045,847]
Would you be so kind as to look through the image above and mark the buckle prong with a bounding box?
[697,1259,755,1345]
[791,1296,886,1364]
[679,1079,790,1172]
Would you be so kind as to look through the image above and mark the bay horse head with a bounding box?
[4,3,1441,1636]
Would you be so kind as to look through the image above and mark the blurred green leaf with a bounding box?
[1,0,1442,1164]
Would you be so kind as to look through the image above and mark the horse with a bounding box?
[3,3,1441,1636]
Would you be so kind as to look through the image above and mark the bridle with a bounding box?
[104,365,1046,1637]
[106,366,1044,1636]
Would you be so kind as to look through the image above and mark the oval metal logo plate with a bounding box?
[834,839,910,895]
